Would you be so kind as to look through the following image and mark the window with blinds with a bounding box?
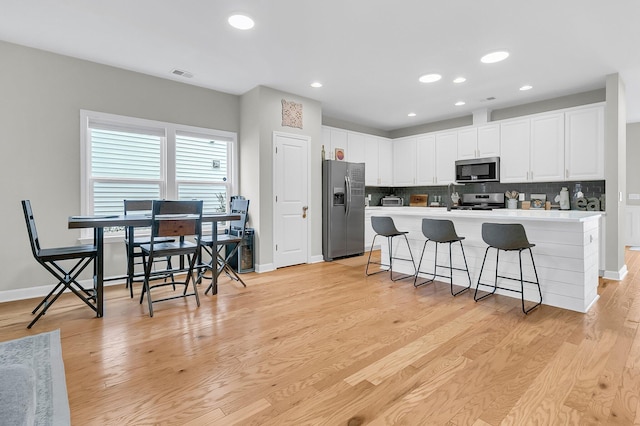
[81,110,238,236]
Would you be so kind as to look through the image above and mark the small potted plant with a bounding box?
[505,191,519,209]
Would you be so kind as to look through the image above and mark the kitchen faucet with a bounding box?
[447,182,465,211]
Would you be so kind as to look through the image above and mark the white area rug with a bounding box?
[0,329,70,425]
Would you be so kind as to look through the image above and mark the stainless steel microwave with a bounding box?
[455,156,500,183]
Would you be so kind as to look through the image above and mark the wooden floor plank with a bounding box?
[2,249,640,424]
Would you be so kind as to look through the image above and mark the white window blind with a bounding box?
[176,134,229,213]
[90,128,163,216]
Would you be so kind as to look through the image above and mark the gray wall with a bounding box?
[490,89,606,121]
[627,122,640,206]
[240,86,323,269]
[0,40,239,295]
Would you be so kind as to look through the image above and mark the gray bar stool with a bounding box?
[414,218,471,295]
[366,216,416,281]
[474,223,542,314]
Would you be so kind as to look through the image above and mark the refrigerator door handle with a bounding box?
[345,175,351,216]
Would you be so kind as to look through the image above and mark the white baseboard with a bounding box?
[0,278,126,304]
[601,264,629,281]
[255,263,275,273]
[309,255,324,264]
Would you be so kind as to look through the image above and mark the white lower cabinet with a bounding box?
[365,209,380,250]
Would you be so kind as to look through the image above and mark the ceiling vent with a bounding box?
[171,69,193,79]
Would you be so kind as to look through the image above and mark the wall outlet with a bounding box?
[368,194,372,201]
[518,193,525,201]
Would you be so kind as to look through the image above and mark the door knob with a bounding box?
[302,206,308,218]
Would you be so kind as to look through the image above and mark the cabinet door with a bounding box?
[530,113,564,182]
[329,128,347,160]
[416,134,436,185]
[322,127,331,159]
[364,135,380,186]
[347,132,366,164]
[477,124,500,158]
[435,131,458,184]
[500,119,530,182]
[565,106,604,180]
[393,137,417,186]
[457,128,478,160]
[378,138,393,186]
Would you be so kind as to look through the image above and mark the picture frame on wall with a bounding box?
[335,148,345,161]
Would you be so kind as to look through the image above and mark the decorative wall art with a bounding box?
[281,99,303,129]
[334,148,345,161]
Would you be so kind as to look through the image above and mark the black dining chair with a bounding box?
[138,200,203,317]
[21,200,98,328]
[197,198,249,295]
[123,200,175,298]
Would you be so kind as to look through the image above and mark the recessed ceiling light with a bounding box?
[408,112,416,117]
[520,85,533,91]
[453,77,466,84]
[481,50,510,64]
[419,74,442,83]
[310,82,323,88]
[228,14,255,30]
[455,101,466,106]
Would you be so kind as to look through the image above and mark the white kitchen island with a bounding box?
[367,207,603,313]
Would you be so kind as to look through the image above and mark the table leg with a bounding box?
[211,224,218,295]
[95,228,104,317]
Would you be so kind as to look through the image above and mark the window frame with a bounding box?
[80,110,239,241]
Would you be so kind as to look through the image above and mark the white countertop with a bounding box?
[365,206,603,223]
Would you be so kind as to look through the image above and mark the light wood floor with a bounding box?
[1,249,640,425]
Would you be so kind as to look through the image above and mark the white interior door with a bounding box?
[274,132,309,268]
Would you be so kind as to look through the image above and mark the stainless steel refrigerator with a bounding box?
[322,160,365,261]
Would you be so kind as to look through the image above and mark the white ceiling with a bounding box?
[1,0,639,131]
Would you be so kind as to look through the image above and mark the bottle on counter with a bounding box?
[559,187,570,210]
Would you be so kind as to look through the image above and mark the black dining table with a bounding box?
[68,212,241,317]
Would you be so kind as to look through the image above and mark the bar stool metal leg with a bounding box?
[414,218,471,296]
[365,216,415,282]
[474,222,542,314]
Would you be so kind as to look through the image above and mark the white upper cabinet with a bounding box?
[500,119,531,183]
[363,135,393,186]
[457,124,499,160]
[530,113,565,182]
[565,106,604,180]
[378,137,393,186]
[393,137,417,186]
[456,128,478,160]
[347,132,366,164]
[435,131,458,184]
[364,135,380,186]
[477,124,500,158]
[329,128,347,160]
[501,113,565,183]
[416,134,436,185]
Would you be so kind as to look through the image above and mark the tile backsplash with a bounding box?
[366,180,606,210]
